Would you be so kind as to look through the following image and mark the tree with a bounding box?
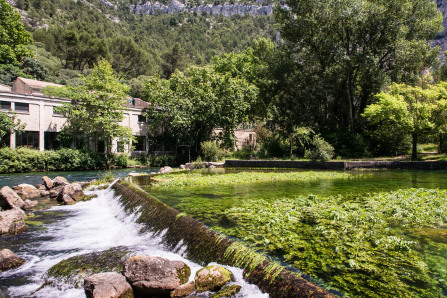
[160,44,186,79]
[362,82,441,159]
[275,0,443,133]
[53,60,133,167]
[0,0,33,66]
[142,66,257,156]
[0,111,25,140]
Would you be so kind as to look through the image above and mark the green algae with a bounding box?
[138,170,447,297]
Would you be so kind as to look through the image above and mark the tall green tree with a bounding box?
[275,0,443,133]
[142,66,257,154]
[0,0,33,66]
[160,44,186,79]
[362,82,441,159]
[53,60,133,167]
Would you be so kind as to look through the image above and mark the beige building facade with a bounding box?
[0,78,150,154]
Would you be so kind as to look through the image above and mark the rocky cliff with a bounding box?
[130,0,275,17]
[435,0,447,56]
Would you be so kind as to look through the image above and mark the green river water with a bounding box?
[133,168,447,297]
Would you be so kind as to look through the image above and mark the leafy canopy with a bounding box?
[0,0,33,65]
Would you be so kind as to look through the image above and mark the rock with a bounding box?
[23,199,38,210]
[57,183,84,203]
[123,255,190,296]
[89,179,97,184]
[35,184,46,191]
[49,186,64,199]
[0,186,25,210]
[158,166,173,174]
[61,194,75,205]
[40,190,50,197]
[209,164,216,169]
[0,249,25,272]
[79,182,90,189]
[0,207,26,234]
[84,272,133,298]
[47,247,129,289]
[210,285,241,298]
[195,265,233,292]
[16,184,41,200]
[42,176,54,189]
[171,281,195,297]
[185,163,194,170]
[179,164,186,170]
[52,176,68,187]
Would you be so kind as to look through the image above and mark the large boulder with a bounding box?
[0,186,25,210]
[84,272,133,298]
[57,183,84,203]
[0,249,25,272]
[52,176,69,187]
[123,255,190,296]
[42,176,54,189]
[15,184,41,200]
[0,207,26,234]
[194,265,233,292]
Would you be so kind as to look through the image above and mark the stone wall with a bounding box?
[225,160,447,170]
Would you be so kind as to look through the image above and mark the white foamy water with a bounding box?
[0,184,268,297]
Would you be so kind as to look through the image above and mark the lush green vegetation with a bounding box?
[150,171,357,187]
[145,170,447,296]
[0,147,106,172]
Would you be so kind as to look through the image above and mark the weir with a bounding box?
[113,180,334,297]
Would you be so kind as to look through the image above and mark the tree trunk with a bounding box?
[412,133,418,160]
[440,133,447,154]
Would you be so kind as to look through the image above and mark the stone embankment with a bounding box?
[83,254,240,298]
[225,159,447,170]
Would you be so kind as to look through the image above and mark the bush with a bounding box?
[304,135,335,161]
[0,147,106,173]
[112,154,128,168]
[200,141,219,162]
[148,154,176,167]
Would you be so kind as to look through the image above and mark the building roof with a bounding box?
[16,77,63,90]
[0,83,12,92]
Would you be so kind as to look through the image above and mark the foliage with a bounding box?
[0,147,106,173]
[142,65,258,156]
[273,0,443,136]
[46,60,134,166]
[363,82,443,159]
[201,140,220,162]
[150,171,356,187]
[161,43,187,79]
[303,135,335,161]
[148,154,176,167]
[0,0,33,66]
[0,111,25,139]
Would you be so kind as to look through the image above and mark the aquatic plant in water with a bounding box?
[151,171,361,187]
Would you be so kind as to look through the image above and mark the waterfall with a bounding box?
[0,183,267,297]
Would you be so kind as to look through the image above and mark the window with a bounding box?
[133,136,146,151]
[44,132,60,150]
[116,142,125,153]
[97,140,105,153]
[16,131,39,149]
[138,115,146,122]
[1,101,11,111]
[15,103,29,113]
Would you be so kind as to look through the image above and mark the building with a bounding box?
[0,77,150,154]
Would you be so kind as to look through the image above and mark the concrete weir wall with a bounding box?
[225,160,447,170]
[112,181,334,298]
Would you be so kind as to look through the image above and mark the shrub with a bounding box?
[148,154,175,167]
[112,154,128,168]
[201,141,219,162]
[304,135,335,161]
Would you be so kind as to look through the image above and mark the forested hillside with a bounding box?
[1,0,276,89]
